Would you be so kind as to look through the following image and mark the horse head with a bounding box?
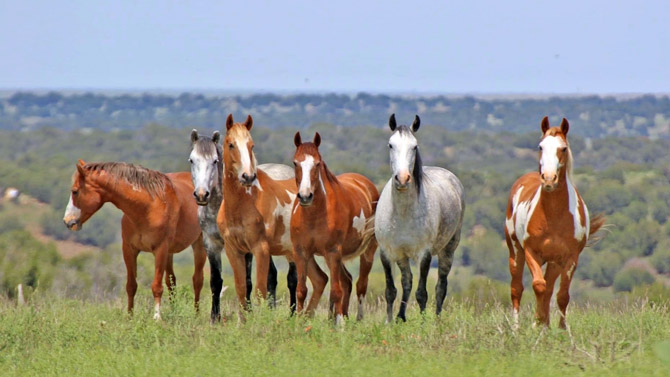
[63,159,104,231]
[224,114,258,187]
[189,129,222,205]
[293,131,322,206]
[387,113,422,193]
[538,116,571,192]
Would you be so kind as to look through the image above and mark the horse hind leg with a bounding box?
[396,258,413,322]
[340,264,353,317]
[436,233,458,316]
[287,262,297,315]
[355,242,376,321]
[380,250,397,324]
[122,241,140,315]
[191,235,207,313]
[266,257,278,308]
[506,235,525,328]
[165,254,176,298]
[416,251,431,314]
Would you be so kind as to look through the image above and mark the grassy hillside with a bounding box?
[0,292,668,376]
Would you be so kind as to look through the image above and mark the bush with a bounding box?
[0,230,60,298]
[650,242,670,274]
[613,268,656,292]
[578,250,624,287]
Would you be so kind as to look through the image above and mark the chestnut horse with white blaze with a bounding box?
[505,117,605,329]
[216,114,298,319]
[290,132,379,325]
[189,129,297,321]
[63,160,206,320]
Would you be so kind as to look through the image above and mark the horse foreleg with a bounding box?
[416,251,431,314]
[287,262,298,315]
[380,250,397,324]
[191,235,207,313]
[225,247,250,321]
[151,244,170,320]
[305,257,327,315]
[340,264,353,317]
[541,262,561,328]
[524,247,547,326]
[396,258,413,322]
[267,257,278,308]
[206,240,224,323]
[324,250,345,326]
[122,241,139,315]
[252,241,270,302]
[165,254,176,298]
[355,243,375,321]
[557,260,578,329]
[293,247,309,314]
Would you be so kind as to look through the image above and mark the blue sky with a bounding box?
[0,0,668,94]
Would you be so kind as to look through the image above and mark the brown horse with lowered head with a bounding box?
[290,132,379,325]
[63,160,206,320]
[216,114,298,319]
[504,117,605,329]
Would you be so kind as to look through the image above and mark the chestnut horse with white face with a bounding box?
[290,132,379,325]
[63,160,206,320]
[216,114,298,319]
[505,117,605,329]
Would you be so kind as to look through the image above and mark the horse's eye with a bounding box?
[228,143,234,150]
[561,147,567,152]
[213,159,218,165]
[538,146,543,151]
[388,144,393,149]
[72,190,78,196]
[188,158,193,164]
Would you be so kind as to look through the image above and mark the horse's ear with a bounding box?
[412,115,421,132]
[560,118,569,135]
[190,129,199,143]
[389,113,397,131]
[541,116,550,134]
[76,160,86,177]
[212,131,220,144]
[313,132,321,147]
[244,115,253,130]
[294,132,302,147]
[226,114,234,130]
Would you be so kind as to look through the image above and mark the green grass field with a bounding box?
[1,287,668,377]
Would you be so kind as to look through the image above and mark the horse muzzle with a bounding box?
[64,219,82,231]
[239,173,257,187]
[297,192,314,206]
[193,189,210,206]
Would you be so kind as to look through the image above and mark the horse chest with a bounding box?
[377,211,435,260]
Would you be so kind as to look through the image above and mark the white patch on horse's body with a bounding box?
[512,186,542,242]
[153,303,161,320]
[273,193,296,251]
[539,135,566,175]
[566,176,586,241]
[567,261,577,279]
[352,209,366,234]
[318,172,326,195]
[505,186,523,237]
[64,195,81,219]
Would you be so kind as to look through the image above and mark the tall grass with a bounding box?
[0,287,668,376]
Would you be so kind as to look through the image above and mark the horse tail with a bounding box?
[586,213,607,247]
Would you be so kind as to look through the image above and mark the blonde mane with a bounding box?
[81,162,169,199]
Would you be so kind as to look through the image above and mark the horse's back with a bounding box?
[423,166,465,237]
[337,172,380,209]
[259,163,295,180]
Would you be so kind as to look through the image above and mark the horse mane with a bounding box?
[396,125,423,195]
[82,162,170,199]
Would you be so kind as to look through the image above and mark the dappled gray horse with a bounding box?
[374,114,465,322]
[189,130,297,321]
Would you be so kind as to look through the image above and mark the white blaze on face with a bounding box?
[298,155,315,198]
[63,194,81,222]
[236,136,254,181]
[389,131,417,183]
[190,149,216,194]
[352,209,366,234]
[539,135,566,179]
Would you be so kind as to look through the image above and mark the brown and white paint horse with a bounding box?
[505,117,605,329]
[63,160,207,320]
[216,114,298,319]
[290,132,379,325]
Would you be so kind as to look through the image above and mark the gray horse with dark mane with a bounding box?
[374,114,465,322]
[188,130,297,322]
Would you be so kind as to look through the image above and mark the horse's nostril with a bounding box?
[541,174,545,180]
[251,174,257,181]
[204,191,210,199]
[242,173,249,180]
[308,193,313,199]
[193,191,198,198]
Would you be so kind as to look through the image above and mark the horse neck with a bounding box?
[222,168,259,216]
[390,181,422,213]
[538,169,570,211]
[89,171,156,217]
[304,164,338,217]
